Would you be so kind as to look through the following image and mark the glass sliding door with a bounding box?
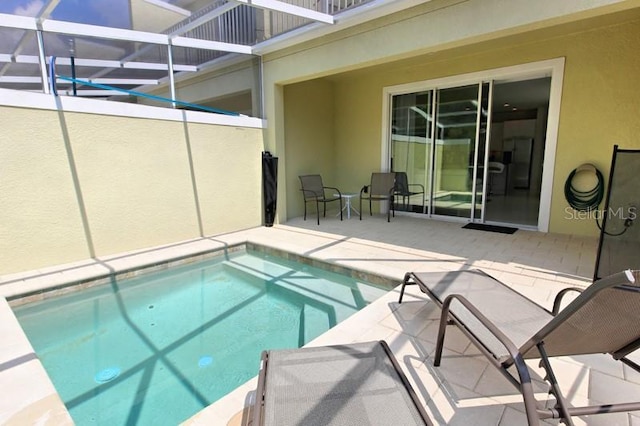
[387,62,560,229]
[390,91,433,214]
[389,82,491,221]
[473,82,491,221]
[431,84,483,218]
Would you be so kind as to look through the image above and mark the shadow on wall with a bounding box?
[1,98,264,275]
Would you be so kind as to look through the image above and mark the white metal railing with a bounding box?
[263,0,372,38]
[164,0,372,64]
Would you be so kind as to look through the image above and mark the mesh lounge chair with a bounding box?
[299,174,343,225]
[398,269,640,425]
[253,340,433,426]
[360,172,396,222]
[394,171,425,212]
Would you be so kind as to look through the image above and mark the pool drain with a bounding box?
[94,367,121,383]
[198,356,213,368]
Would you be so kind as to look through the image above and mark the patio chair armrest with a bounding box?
[441,293,523,365]
[360,185,369,195]
[551,287,584,315]
[300,188,320,199]
[439,293,540,425]
[323,186,342,197]
[408,183,425,191]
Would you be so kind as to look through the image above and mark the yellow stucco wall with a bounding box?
[130,0,185,33]
[144,58,262,117]
[280,15,640,236]
[283,80,336,219]
[0,106,263,275]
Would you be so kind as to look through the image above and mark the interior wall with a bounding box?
[284,79,336,219]
[503,120,536,191]
[0,105,264,276]
[532,107,548,193]
[312,17,640,236]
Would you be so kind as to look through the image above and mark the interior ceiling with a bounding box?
[492,78,551,114]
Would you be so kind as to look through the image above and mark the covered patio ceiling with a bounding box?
[0,0,422,98]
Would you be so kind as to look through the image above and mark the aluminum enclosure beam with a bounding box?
[0,13,252,54]
[0,54,197,72]
[233,0,334,24]
[0,76,159,85]
[0,0,60,77]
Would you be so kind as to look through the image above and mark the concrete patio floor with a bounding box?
[2,212,640,425]
[186,214,640,425]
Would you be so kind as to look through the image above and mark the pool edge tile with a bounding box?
[0,298,73,425]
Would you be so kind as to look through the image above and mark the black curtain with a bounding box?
[262,152,278,227]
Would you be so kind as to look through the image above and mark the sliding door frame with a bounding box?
[381,57,565,232]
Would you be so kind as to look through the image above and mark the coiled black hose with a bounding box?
[564,164,604,212]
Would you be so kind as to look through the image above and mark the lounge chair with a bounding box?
[398,269,640,425]
[360,172,396,222]
[299,174,343,225]
[394,171,425,212]
[253,340,433,426]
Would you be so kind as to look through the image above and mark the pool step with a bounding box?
[220,257,328,302]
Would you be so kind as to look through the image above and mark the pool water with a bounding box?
[13,249,389,425]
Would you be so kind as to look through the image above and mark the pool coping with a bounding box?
[3,242,247,306]
[0,234,401,425]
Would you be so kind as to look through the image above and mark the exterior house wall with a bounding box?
[0,103,264,275]
[271,1,640,236]
[284,79,336,219]
[143,58,263,117]
[130,0,187,33]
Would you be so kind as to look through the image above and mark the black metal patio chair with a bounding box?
[394,171,425,212]
[299,174,343,225]
[360,172,396,222]
[398,268,640,425]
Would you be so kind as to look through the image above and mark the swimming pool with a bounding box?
[13,247,391,425]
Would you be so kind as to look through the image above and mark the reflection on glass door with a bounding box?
[391,91,432,214]
[473,82,491,221]
[432,84,482,218]
[390,82,491,220]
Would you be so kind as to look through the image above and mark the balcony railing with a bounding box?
[163,0,372,65]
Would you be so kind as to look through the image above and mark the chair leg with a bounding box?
[512,353,542,426]
[537,343,575,425]
[323,201,327,218]
[303,201,307,221]
[369,199,372,216]
[315,200,320,225]
[434,306,449,367]
[398,273,416,303]
[359,197,363,220]
[339,197,343,221]
[435,295,541,425]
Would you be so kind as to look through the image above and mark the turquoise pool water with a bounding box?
[13,249,389,425]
